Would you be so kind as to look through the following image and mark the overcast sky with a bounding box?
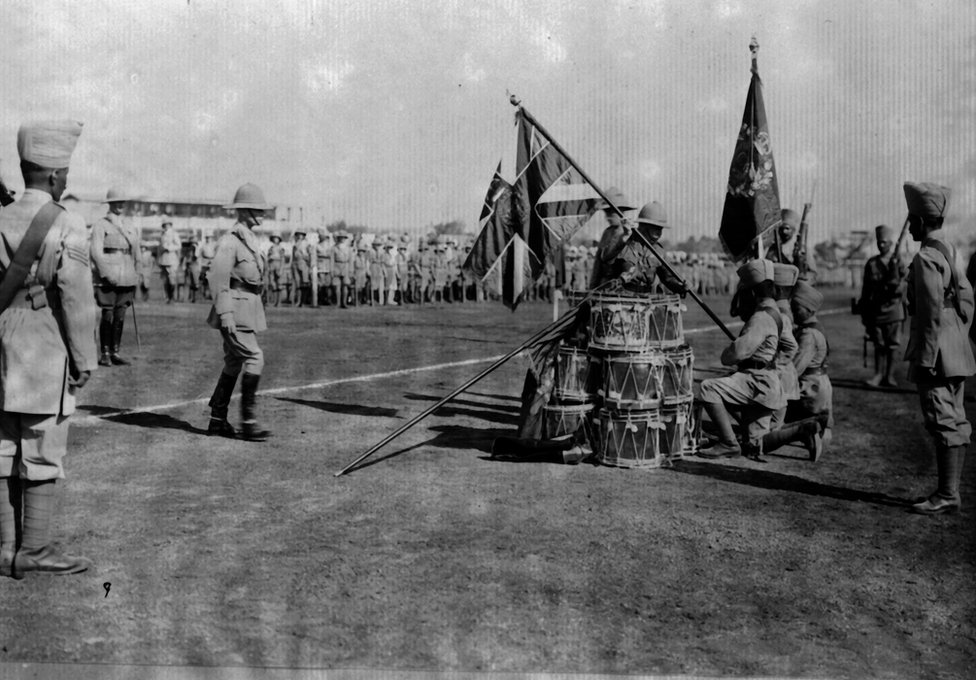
[1,0,973,244]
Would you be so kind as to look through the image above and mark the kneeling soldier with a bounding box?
[698,259,785,461]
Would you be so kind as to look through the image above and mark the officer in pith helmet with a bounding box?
[91,187,141,366]
[609,200,687,294]
[158,217,181,303]
[0,119,97,577]
[205,183,272,441]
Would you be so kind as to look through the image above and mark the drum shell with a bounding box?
[660,345,695,405]
[553,345,602,404]
[542,402,597,445]
[601,351,663,411]
[595,407,664,469]
[588,295,652,352]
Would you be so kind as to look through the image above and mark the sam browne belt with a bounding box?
[230,279,263,295]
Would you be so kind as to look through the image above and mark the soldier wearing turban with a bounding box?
[902,182,975,515]
[0,120,97,577]
[697,259,785,461]
[855,224,908,387]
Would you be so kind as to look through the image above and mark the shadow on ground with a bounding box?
[338,424,509,475]
[671,458,912,508]
[276,397,399,418]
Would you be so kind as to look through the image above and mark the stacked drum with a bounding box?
[591,293,700,467]
[540,291,700,468]
[540,291,601,448]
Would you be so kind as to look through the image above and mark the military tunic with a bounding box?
[0,189,97,480]
[207,223,267,376]
[857,253,907,348]
[699,300,784,445]
[90,212,140,308]
[905,230,976,447]
[158,228,182,286]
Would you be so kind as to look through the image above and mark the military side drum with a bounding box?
[553,345,602,404]
[542,402,597,446]
[601,352,663,411]
[594,408,664,469]
[588,294,652,352]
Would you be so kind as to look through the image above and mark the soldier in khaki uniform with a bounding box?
[90,187,141,366]
[205,184,272,442]
[265,234,285,307]
[0,120,97,578]
[290,229,311,307]
[589,187,635,289]
[856,224,908,387]
[697,259,785,461]
[158,219,181,303]
[902,182,975,515]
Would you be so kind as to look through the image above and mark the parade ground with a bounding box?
[0,287,973,679]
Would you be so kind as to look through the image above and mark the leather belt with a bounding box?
[230,279,263,295]
[739,358,775,370]
[102,247,131,254]
[802,367,828,376]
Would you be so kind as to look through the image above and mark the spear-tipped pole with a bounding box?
[513,102,736,340]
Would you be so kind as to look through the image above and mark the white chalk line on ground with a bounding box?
[72,306,847,426]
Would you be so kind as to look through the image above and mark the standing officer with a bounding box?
[0,120,97,577]
[198,233,217,300]
[290,229,311,307]
[856,224,908,387]
[90,187,140,366]
[608,201,687,294]
[158,219,181,303]
[903,182,975,514]
[332,231,353,308]
[205,183,272,442]
[589,186,635,289]
[265,234,285,306]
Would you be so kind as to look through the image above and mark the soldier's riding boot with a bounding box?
[0,477,22,579]
[697,402,741,458]
[912,445,964,515]
[240,373,270,441]
[207,372,238,438]
[98,313,113,366]
[110,311,130,365]
[12,480,92,577]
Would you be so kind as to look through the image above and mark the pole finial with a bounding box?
[749,36,759,74]
[508,91,522,107]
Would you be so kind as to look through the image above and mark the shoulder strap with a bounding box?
[0,201,63,313]
[760,304,784,338]
[233,230,264,275]
[924,238,966,322]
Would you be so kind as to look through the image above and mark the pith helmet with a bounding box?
[636,201,669,228]
[225,183,271,210]
[103,187,129,203]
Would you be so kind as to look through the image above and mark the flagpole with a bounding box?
[513,101,736,341]
[333,280,616,477]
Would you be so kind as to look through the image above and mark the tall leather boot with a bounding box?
[98,312,113,366]
[13,480,91,577]
[0,477,21,578]
[207,372,238,438]
[110,310,130,365]
[912,445,961,515]
[697,402,741,458]
[240,373,270,441]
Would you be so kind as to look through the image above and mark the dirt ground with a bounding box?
[0,284,973,679]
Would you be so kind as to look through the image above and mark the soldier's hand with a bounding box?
[69,370,91,390]
[219,314,237,335]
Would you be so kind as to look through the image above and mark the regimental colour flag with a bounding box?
[464,109,599,310]
[719,43,782,262]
